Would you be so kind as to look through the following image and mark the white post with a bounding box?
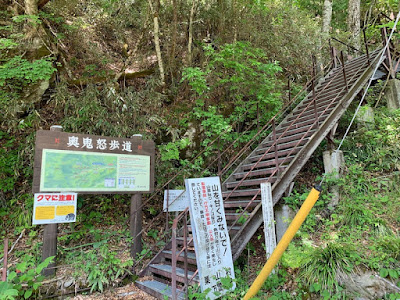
[260,182,276,272]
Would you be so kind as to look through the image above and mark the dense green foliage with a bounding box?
[1,0,399,298]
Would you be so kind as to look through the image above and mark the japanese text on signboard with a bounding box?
[186,177,235,299]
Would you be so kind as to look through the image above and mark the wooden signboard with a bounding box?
[33,130,155,194]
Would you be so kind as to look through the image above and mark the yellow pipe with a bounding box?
[243,186,321,300]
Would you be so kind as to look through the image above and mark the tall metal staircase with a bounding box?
[136,45,393,299]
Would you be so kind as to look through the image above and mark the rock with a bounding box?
[356,106,375,129]
[64,278,75,288]
[341,272,399,299]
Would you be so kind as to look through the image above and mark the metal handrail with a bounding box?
[224,49,380,234]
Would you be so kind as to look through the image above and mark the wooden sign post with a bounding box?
[260,182,277,273]
[33,128,155,276]
[41,125,61,276]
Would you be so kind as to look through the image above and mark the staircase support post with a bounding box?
[323,150,345,207]
[381,27,395,79]
[363,29,370,65]
[340,51,349,92]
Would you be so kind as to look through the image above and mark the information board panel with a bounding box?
[40,149,150,192]
[185,177,235,300]
[33,193,77,225]
[33,130,155,193]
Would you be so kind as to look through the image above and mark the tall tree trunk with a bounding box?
[322,0,333,34]
[169,0,178,80]
[347,0,361,51]
[148,0,165,86]
[187,0,197,66]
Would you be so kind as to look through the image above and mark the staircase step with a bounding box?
[222,188,260,198]
[233,166,283,179]
[176,237,194,247]
[262,129,316,146]
[242,156,295,171]
[276,118,317,134]
[136,280,185,300]
[163,250,197,265]
[255,138,308,155]
[248,147,301,163]
[224,199,261,208]
[287,107,334,122]
[225,212,251,220]
[225,177,277,189]
[149,264,199,283]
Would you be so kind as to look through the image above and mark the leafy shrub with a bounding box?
[72,243,132,292]
[0,255,53,300]
[298,242,360,295]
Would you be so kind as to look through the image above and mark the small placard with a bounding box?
[33,193,77,225]
[163,190,189,212]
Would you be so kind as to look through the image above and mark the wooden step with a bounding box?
[222,188,260,198]
[262,130,316,148]
[225,177,277,189]
[276,118,317,134]
[162,250,197,265]
[233,165,287,180]
[136,280,185,300]
[287,107,333,122]
[149,264,199,283]
[255,138,308,155]
[242,156,295,171]
[224,199,261,208]
[225,212,251,220]
[176,237,194,247]
[248,147,301,163]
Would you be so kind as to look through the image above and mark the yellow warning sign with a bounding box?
[56,206,75,216]
[35,206,55,220]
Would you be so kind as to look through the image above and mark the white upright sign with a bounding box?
[260,182,277,262]
[185,177,235,300]
[163,190,189,212]
[33,193,77,225]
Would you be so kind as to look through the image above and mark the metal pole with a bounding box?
[42,125,61,277]
[183,213,188,297]
[243,187,321,300]
[171,219,178,300]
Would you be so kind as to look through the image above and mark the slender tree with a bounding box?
[347,0,361,50]
[322,0,333,34]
